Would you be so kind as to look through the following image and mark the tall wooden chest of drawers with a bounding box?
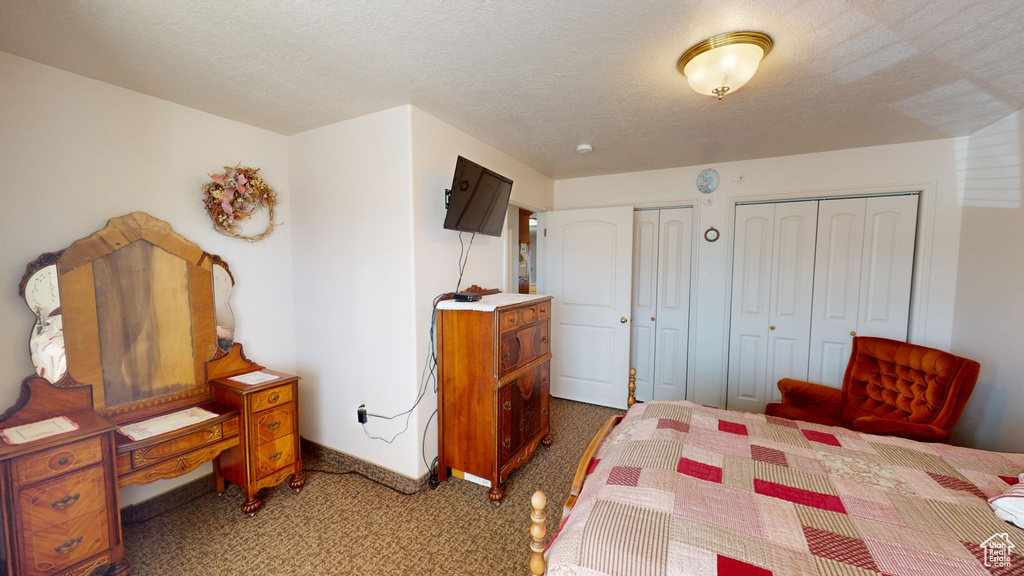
[436,294,553,502]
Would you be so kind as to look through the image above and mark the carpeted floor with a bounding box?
[116,398,621,575]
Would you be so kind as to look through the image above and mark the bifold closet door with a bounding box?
[764,202,818,403]
[727,204,775,413]
[808,195,918,388]
[630,211,659,402]
[629,208,692,402]
[653,208,692,401]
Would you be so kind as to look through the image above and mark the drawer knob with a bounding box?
[268,451,283,462]
[51,493,80,510]
[57,457,69,466]
[266,421,282,431]
[503,401,511,411]
[540,336,548,344]
[268,393,280,403]
[55,536,83,555]
[542,407,548,415]
[502,438,511,448]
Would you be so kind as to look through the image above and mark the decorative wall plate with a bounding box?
[697,168,719,194]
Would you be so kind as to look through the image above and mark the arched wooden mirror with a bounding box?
[56,212,221,423]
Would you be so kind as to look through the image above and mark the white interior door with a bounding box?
[544,207,634,409]
[765,201,818,403]
[727,204,775,413]
[653,208,692,401]
[630,210,659,402]
[858,195,918,340]
[808,198,866,388]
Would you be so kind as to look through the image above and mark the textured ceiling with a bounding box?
[1,1,1022,179]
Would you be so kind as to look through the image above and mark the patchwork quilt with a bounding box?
[546,401,1024,576]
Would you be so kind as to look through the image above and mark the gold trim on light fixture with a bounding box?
[677,31,773,100]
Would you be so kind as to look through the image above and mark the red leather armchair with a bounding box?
[765,337,980,442]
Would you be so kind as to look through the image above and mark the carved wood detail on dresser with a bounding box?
[436,295,553,502]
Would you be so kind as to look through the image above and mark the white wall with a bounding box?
[289,106,421,477]
[409,107,554,476]
[555,139,964,409]
[951,110,1023,453]
[0,52,297,505]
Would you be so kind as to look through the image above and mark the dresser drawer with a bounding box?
[252,404,295,445]
[254,435,296,479]
[18,465,107,536]
[499,321,549,377]
[130,423,228,469]
[14,437,104,487]
[251,384,293,413]
[21,507,109,576]
[498,362,550,467]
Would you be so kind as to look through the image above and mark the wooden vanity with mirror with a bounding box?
[0,212,304,576]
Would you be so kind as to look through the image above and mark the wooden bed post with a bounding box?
[530,491,547,575]
[627,367,637,407]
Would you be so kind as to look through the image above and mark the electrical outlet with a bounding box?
[357,405,368,424]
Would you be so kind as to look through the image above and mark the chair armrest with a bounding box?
[777,379,843,415]
[851,416,951,442]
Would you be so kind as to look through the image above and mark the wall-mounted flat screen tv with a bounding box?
[443,156,513,237]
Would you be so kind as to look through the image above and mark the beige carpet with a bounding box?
[117,398,621,575]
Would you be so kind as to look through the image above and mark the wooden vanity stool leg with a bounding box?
[541,434,553,447]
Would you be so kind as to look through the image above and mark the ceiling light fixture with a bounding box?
[576,143,593,154]
[677,31,773,100]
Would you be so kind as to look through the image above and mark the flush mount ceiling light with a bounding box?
[576,143,593,154]
[677,31,773,100]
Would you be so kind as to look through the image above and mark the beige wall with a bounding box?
[288,106,422,477]
[951,111,1023,453]
[555,139,964,409]
[0,52,297,505]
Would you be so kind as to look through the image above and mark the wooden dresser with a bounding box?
[0,406,126,576]
[436,294,553,502]
[211,371,305,516]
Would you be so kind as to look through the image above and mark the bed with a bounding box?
[530,400,1024,575]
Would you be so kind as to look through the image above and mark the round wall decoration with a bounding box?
[697,168,719,194]
[201,165,278,242]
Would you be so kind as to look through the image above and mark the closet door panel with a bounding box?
[727,204,774,412]
[858,195,918,341]
[766,201,817,403]
[630,210,660,402]
[808,198,866,388]
[653,208,692,401]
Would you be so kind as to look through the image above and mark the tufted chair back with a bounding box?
[840,337,980,430]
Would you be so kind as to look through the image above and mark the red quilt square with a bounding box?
[657,418,690,432]
[586,458,600,475]
[999,475,1018,485]
[607,466,642,487]
[927,472,987,499]
[677,457,723,483]
[754,479,847,514]
[802,429,841,446]
[750,445,788,467]
[717,555,772,575]
[802,525,879,571]
[719,420,748,435]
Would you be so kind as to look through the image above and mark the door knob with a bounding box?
[850,331,857,336]
[769,325,776,331]
[650,316,656,322]
[620,317,628,323]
